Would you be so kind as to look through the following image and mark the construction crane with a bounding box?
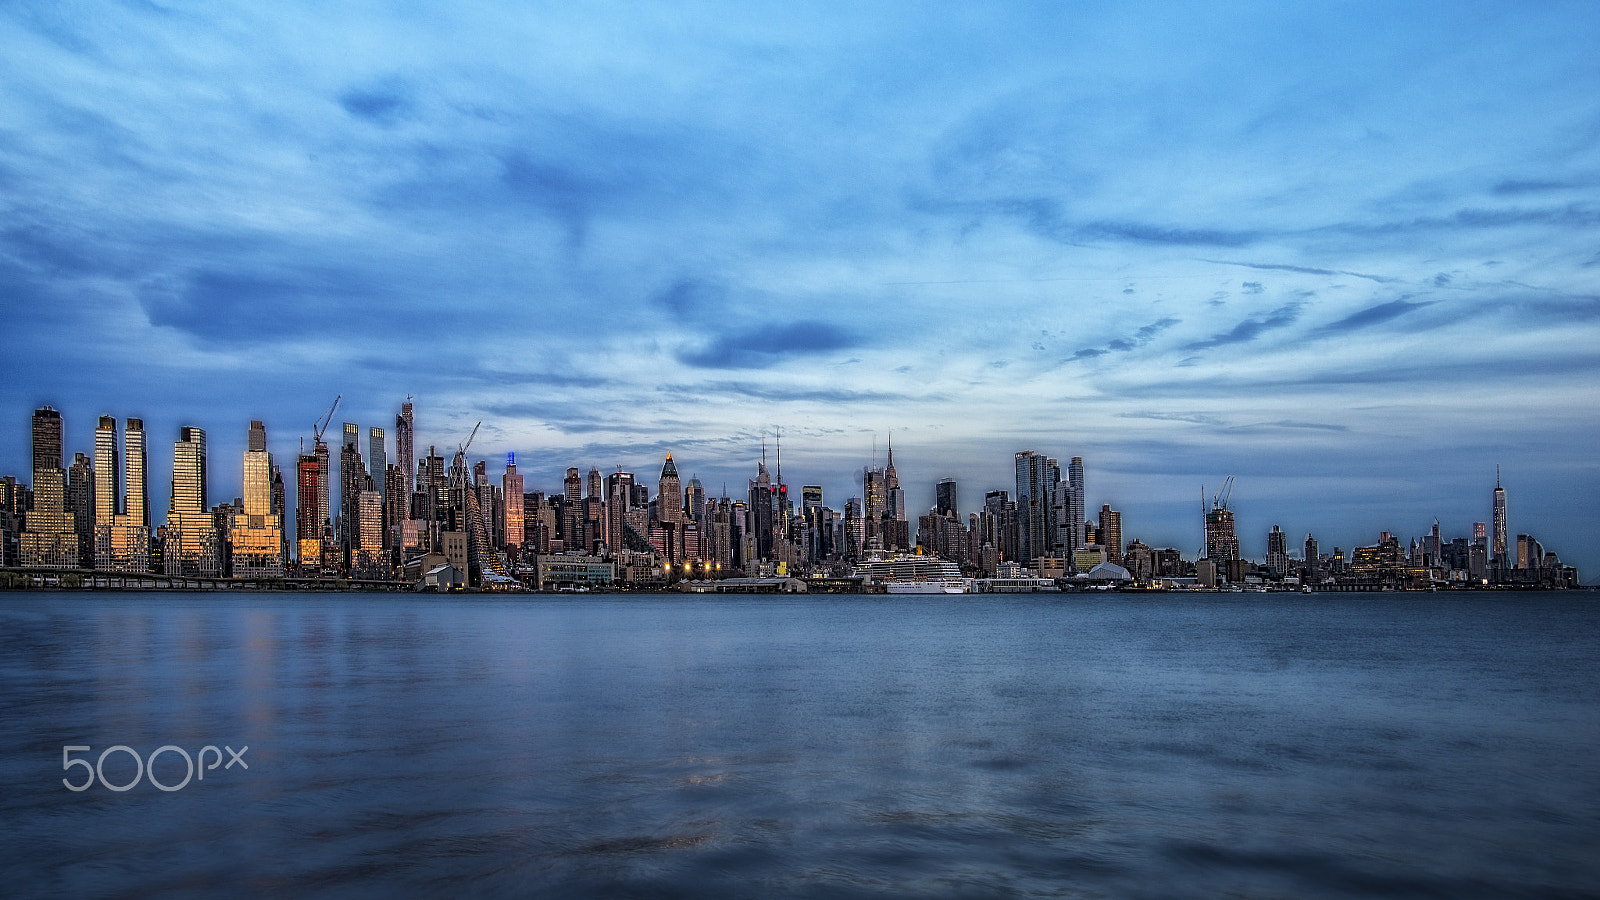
[314,395,341,443]
[458,421,480,458]
[1211,475,1235,512]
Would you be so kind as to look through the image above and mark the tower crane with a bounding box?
[314,395,341,444]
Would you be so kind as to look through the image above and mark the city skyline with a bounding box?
[2,3,1597,574]
[0,398,1577,577]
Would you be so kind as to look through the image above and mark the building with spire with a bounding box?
[1492,466,1508,571]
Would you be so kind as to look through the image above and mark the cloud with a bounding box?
[678,382,920,404]
[1071,317,1180,360]
[1204,259,1398,284]
[1241,281,1264,294]
[674,321,862,369]
[338,82,413,125]
[1491,179,1579,195]
[1184,301,1306,350]
[1312,298,1436,334]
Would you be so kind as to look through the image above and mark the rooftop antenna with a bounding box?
[775,426,782,485]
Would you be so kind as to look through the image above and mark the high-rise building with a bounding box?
[231,421,284,578]
[166,426,221,577]
[368,427,387,507]
[296,450,324,568]
[1304,534,1319,576]
[94,416,118,527]
[126,418,148,528]
[1099,504,1122,563]
[1067,457,1086,552]
[67,452,95,568]
[93,417,150,573]
[21,407,78,569]
[339,423,363,555]
[32,407,62,476]
[1013,451,1059,565]
[936,478,958,518]
[1204,506,1239,562]
[1491,466,1508,568]
[502,454,524,551]
[1266,524,1288,576]
[396,400,415,496]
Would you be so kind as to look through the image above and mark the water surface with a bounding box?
[2,591,1597,898]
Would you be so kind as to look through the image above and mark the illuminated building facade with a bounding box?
[165,426,221,577]
[231,420,284,577]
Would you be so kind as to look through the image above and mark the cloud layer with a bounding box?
[1,1,1597,572]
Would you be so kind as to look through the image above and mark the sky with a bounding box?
[2,1,1597,574]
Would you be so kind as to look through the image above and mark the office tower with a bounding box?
[936,478,958,518]
[125,418,148,527]
[396,401,414,496]
[94,417,118,527]
[165,426,221,576]
[338,423,361,551]
[503,454,524,551]
[368,427,387,505]
[1491,467,1507,568]
[884,435,905,525]
[654,455,681,561]
[687,476,706,526]
[1099,504,1122,563]
[750,453,777,560]
[1014,451,1059,565]
[92,416,118,569]
[1204,506,1239,562]
[32,407,62,475]
[658,456,681,525]
[1304,534,1319,576]
[93,417,150,573]
[231,421,284,578]
[982,490,1016,562]
[587,467,602,501]
[1266,525,1288,576]
[21,407,79,569]
[296,452,322,568]
[67,453,94,568]
[1067,457,1086,551]
[385,465,411,553]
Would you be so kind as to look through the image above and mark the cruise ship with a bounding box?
[852,553,970,593]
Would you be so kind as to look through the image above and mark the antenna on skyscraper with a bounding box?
[775,426,782,485]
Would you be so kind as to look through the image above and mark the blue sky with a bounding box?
[3,1,1597,572]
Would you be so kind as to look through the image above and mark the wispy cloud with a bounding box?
[675,322,863,369]
[1184,301,1307,351]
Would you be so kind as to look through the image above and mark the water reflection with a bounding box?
[1,592,1597,898]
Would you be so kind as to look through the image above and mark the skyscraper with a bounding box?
[21,407,77,569]
[1491,466,1508,568]
[1067,457,1086,552]
[166,426,220,577]
[396,400,414,496]
[126,418,148,528]
[94,416,118,527]
[502,453,524,551]
[936,478,958,518]
[1099,504,1122,563]
[32,407,61,476]
[1266,524,1288,576]
[1013,451,1058,565]
[368,426,387,507]
[232,420,284,578]
[297,450,324,569]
